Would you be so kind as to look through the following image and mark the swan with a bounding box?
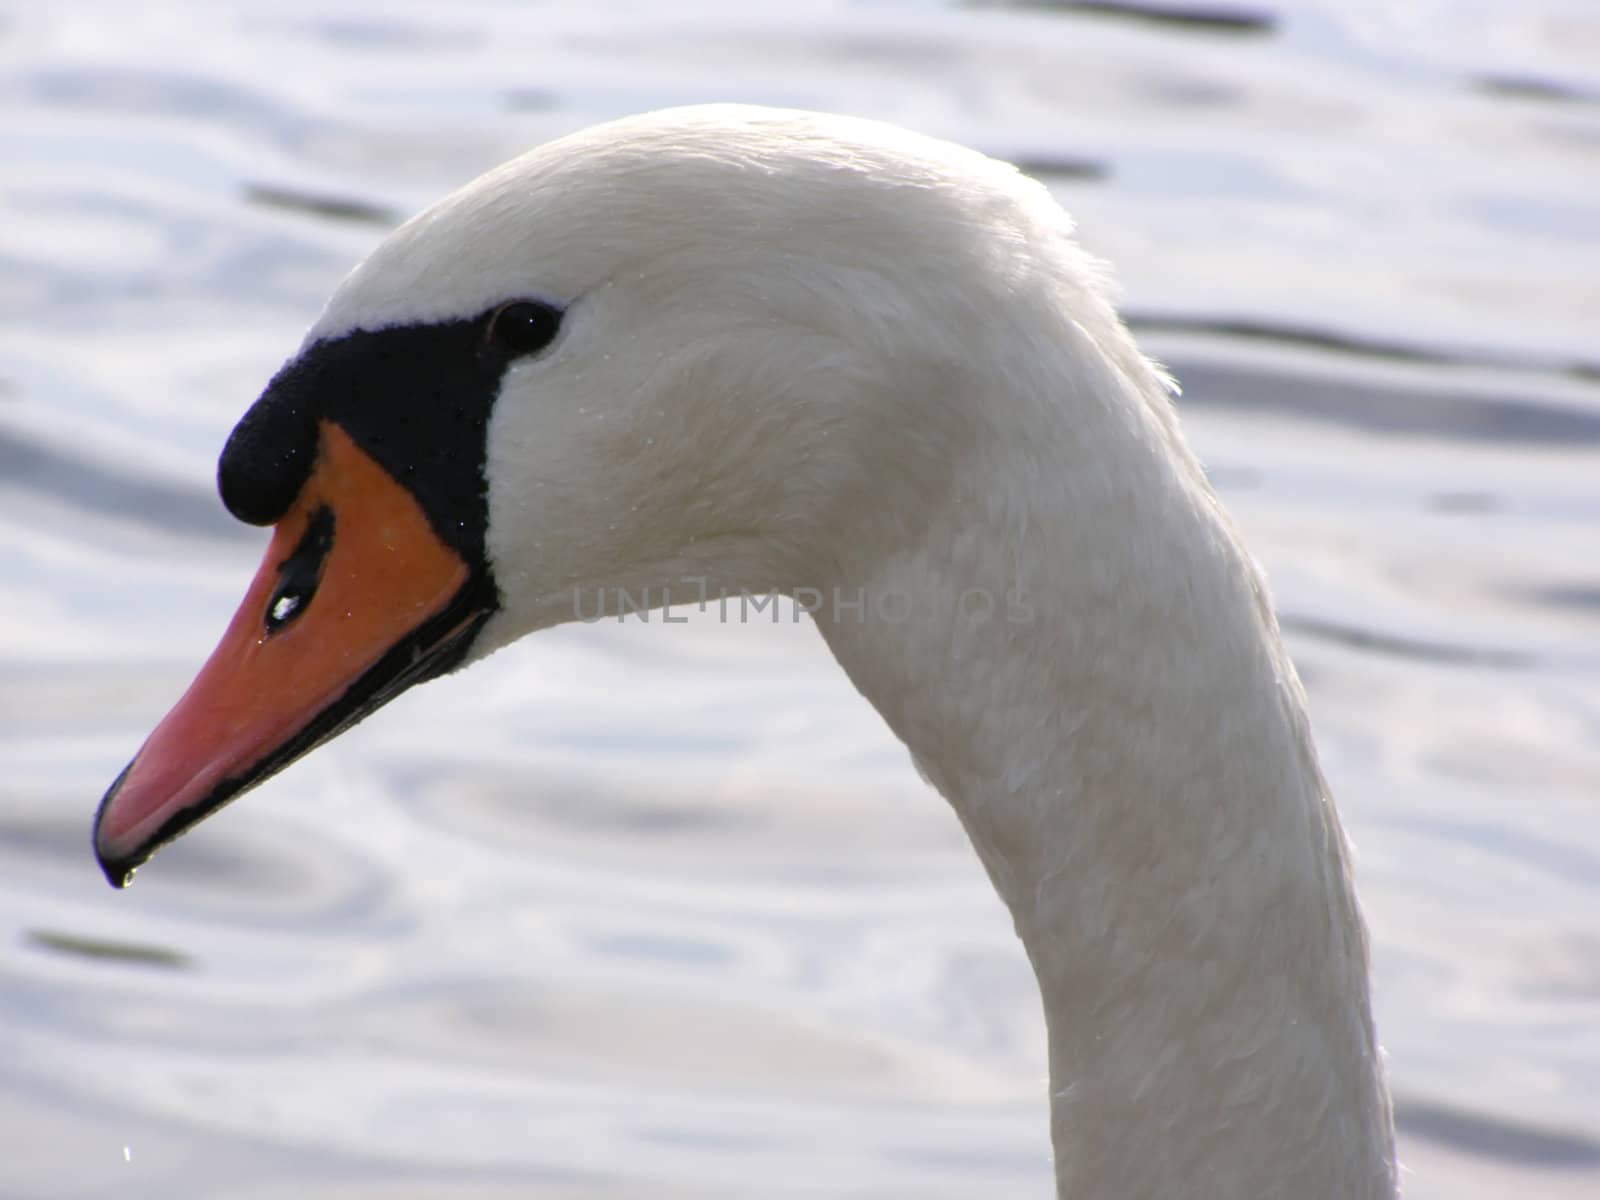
[92,104,1397,1197]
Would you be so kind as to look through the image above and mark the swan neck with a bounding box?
[810,365,1396,1196]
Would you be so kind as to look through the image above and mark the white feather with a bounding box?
[318,104,1397,1198]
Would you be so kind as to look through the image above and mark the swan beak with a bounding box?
[93,421,495,887]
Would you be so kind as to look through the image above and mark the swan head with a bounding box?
[92,104,1126,885]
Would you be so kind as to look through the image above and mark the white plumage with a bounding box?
[291,105,1402,1196]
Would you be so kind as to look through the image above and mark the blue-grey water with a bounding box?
[3,1,1598,1196]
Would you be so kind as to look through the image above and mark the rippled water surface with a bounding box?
[3,1,1599,1196]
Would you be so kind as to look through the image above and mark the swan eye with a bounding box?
[486,301,563,358]
[265,506,334,636]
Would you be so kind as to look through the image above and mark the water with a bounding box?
[3,1,1598,1196]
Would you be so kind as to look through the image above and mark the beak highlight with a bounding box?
[94,422,494,886]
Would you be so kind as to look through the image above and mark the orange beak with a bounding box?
[93,421,496,886]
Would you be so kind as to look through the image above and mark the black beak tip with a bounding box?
[96,849,138,890]
[93,762,143,889]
